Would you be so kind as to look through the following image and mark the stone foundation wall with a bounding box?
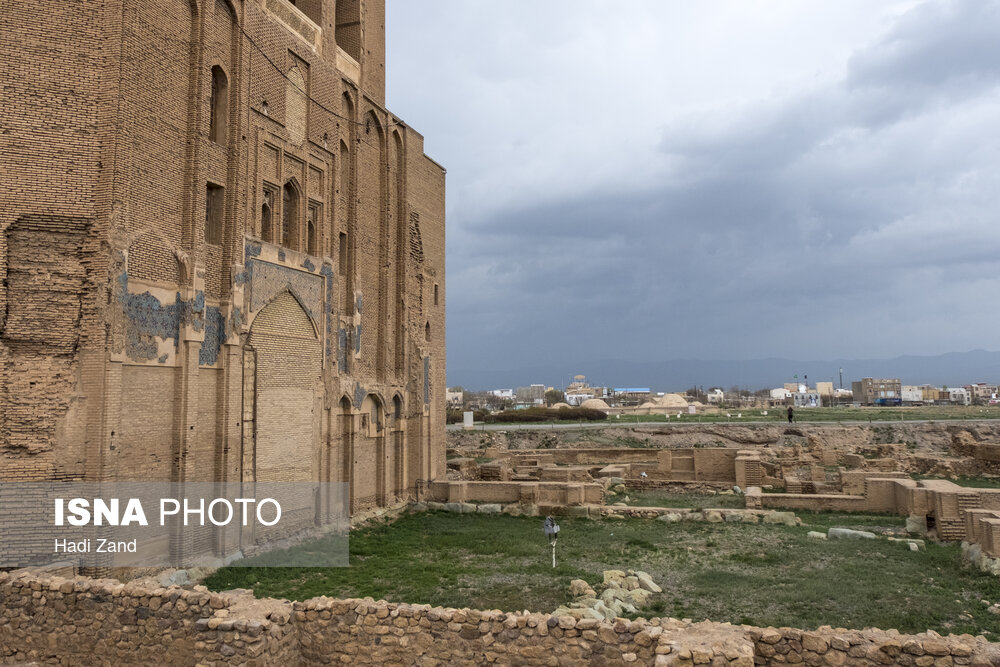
[427,480,604,506]
[749,626,999,667]
[3,570,999,666]
[753,490,869,512]
[0,570,298,665]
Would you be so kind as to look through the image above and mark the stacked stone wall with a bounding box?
[2,570,998,666]
[749,626,998,667]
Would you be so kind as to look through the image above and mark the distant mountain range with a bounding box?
[448,349,1000,392]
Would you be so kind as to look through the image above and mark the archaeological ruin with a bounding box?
[443,423,1000,566]
[5,1,1000,666]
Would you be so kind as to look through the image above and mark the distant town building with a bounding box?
[446,388,464,408]
[851,378,902,406]
[489,389,514,400]
[901,386,923,405]
[816,382,834,397]
[917,385,944,404]
[515,384,546,404]
[967,383,998,404]
[949,387,971,406]
[707,388,725,405]
[793,391,821,408]
[564,374,607,405]
[613,388,651,406]
[770,388,792,401]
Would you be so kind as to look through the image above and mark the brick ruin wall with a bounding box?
[2,570,998,666]
[449,443,1000,558]
[1,0,446,517]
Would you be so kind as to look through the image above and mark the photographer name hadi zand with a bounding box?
[54,537,137,554]
[53,497,282,527]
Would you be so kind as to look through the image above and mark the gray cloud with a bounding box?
[386,0,1000,387]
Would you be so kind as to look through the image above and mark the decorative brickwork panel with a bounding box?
[249,292,321,482]
[286,63,307,146]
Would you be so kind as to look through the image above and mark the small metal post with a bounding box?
[543,516,560,568]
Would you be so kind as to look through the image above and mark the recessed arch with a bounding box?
[245,290,322,484]
[286,63,307,145]
[260,189,273,242]
[392,129,406,378]
[361,393,384,433]
[282,178,301,250]
[210,65,228,144]
[247,287,320,340]
[364,110,384,140]
[391,392,406,499]
[339,394,355,513]
[306,203,317,255]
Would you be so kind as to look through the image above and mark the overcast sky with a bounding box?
[385,0,1000,385]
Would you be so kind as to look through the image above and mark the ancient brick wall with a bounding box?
[0,0,110,484]
[2,0,446,524]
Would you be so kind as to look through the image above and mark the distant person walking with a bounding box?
[787,406,794,423]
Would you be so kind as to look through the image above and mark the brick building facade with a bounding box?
[1,0,446,514]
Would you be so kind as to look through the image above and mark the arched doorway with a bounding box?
[357,394,385,509]
[339,396,355,513]
[392,395,405,499]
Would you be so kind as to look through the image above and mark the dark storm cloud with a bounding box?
[386,0,1000,386]
[847,0,1000,89]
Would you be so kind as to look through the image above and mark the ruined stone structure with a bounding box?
[1,0,446,514]
[444,437,1000,560]
[2,569,998,665]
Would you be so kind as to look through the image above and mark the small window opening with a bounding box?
[433,284,439,306]
[205,183,224,245]
[210,66,228,144]
[261,188,274,241]
[283,181,299,250]
[338,233,348,275]
[339,140,350,196]
[425,321,430,342]
[306,203,319,255]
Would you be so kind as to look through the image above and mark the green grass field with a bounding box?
[205,511,1000,636]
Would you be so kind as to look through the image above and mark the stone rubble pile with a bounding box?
[652,509,800,526]
[824,527,927,551]
[553,569,664,622]
[963,541,1000,576]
